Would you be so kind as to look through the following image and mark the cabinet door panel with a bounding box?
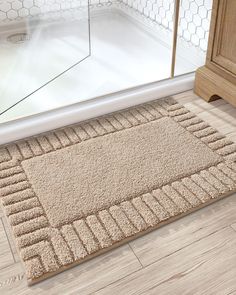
[212,0,236,75]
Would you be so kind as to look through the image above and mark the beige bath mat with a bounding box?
[0,97,236,285]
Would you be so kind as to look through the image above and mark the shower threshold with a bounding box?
[0,72,194,145]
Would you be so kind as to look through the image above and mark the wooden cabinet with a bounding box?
[194,0,236,107]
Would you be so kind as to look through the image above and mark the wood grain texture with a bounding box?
[194,0,236,105]
[1,217,20,264]
[227,132,236,143]
[212,0,236,76]
[0,219,15,269]
[0,245,141,295]
[231,223,236,232]
[194,66,236,107]
[0,90,236,294]
[95,227,236,295]
[0,263,25,291]
[129,193,236,267]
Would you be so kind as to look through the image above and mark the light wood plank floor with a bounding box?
[0,90,236,295]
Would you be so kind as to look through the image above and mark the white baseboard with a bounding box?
[0,73,194,145]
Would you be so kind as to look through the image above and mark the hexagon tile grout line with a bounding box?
[0,0,212,52]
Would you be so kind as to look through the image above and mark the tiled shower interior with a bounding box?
[0,0,212,122]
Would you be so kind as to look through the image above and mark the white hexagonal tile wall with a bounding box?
[202,17,210,30]
[200,38,208,51]
[18,7,29,17]
[191,34,200,46]
[199,5,207,18]
[23,0,34,8]
[12,1,23,10]
[0,2,11,12]
[30,6,41,15]
[35,0,45,7]
[183,30,191,41]
[188,22,196,34]
[182,0,190,10]
[0,11,7,21]
[178,0,212,51]
[190,2,198,15]
[196,26,205,39]
[181,18,188,30]
[196,0,204,5]
[7,9,18,19]
[0,0,212,52]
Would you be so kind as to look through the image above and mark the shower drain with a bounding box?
[7,33,30,44]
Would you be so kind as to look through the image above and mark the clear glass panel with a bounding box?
[0,0,176,124]
[26,0,175,99]
[0,0,90,115]
[1,0,211,124]
[174,0,213,76]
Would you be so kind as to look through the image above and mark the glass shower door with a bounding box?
[0,0,90,116]
[173,0,213,76]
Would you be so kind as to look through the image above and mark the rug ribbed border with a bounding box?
[0,97,236,285]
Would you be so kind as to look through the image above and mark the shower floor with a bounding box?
[0,11,197,124]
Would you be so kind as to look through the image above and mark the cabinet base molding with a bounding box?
[194,66,236,107]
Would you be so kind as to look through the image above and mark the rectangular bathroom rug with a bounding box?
[0,97,236,285]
